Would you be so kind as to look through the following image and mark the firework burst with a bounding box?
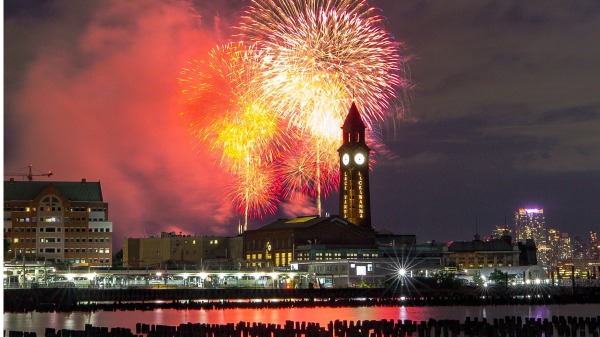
[179,42,290,229]
[236,0,406,214]
[238,0,405,127]
[280,134,340,201]
[229,163,281,220]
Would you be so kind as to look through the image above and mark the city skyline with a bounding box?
[4,1,600,249]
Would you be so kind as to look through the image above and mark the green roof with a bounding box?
[4,180,104,202]
[248,216,351,231]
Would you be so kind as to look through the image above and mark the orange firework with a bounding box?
[281,134,340,200]
[179,42,290,230]
[228,163,281,220]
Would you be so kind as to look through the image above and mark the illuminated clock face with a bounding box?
[342,153,350,165]
[354,153,365,165]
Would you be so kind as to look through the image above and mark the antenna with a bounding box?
[474,216,481,241]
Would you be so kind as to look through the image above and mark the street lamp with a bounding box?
[398,267,408,299]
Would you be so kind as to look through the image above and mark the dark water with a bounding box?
[4,304,600,336]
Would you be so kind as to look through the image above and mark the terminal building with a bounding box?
[241,103,447,286]
[242,103,381,270]
[3,179,113,267]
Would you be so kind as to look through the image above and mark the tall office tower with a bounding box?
[515,208,549,267]
[559,232,572,261]
[573,236,588,259]
[590,231,600,260]
[547,228,560,268]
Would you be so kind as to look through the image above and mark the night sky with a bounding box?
[4,1,600,250]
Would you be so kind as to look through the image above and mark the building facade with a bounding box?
[242,215,378,269]
[514,208,549,267]
[442,234,520,270]
[4,179,113,267]
[123,232,243,269]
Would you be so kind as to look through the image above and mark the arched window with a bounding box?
[39,195,62,213]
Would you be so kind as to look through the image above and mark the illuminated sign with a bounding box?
[358,172,364,218]
[519,208,543,214]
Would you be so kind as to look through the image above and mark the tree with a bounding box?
[112,249,123,268]
[472,269,485,287]
[489,268,509,287]
[4,238,10,256]
[435,270,461,288]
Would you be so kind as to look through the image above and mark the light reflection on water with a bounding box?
[4,304,599,336]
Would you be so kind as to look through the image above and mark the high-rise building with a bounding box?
[514,208,549,267]
[559,232,572,261]
[573,236,588,259]
[3,179,113,267]
[547,228,560,268]
[590,231,600,260]
[491,225,512,240]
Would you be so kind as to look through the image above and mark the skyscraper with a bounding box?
[547,228,560,268]
[590,231,600,260]
[573,236,588,259]
[515,208,549,267]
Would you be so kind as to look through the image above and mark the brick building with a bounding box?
[4,179,113,267]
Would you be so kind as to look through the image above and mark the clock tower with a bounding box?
[338,102,372,230]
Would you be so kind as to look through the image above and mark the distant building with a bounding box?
[515,208,549,267]
[547,229,560,268]
[442,234,520,270]
[490,225,512,240]
[547,229,573,268]
[557,258,600,280]
[573,236,588,259]
[590,231,600,260]
[3,179,113,267]
[123,232,243,269]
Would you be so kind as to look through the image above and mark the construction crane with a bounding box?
[4,165,53,181]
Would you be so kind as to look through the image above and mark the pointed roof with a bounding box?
[342,102,366,131]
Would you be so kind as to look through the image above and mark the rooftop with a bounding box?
[4,179,104,202]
